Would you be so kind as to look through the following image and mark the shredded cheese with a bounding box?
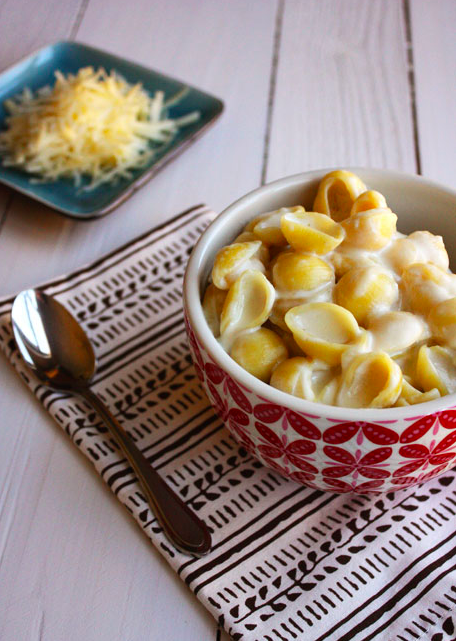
[0,67,200,190]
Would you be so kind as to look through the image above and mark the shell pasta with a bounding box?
[203,170,456,408]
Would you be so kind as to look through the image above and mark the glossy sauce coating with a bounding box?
[203,171,456,408]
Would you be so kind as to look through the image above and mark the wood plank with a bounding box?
[410,0,456,188]
[0,0,81,71]
[0,2,278,640]
[265,0,417,182]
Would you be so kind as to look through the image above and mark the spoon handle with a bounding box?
[80,387,212,556]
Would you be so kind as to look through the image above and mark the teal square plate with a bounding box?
[0,41,223,218]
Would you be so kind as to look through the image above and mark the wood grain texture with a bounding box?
[0,1,275,640]
[0,0,82,71]
[410,0,456,188]
[265,0,417,182]
[0,0,454,640]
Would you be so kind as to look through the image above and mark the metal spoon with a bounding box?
[11,289,212,557]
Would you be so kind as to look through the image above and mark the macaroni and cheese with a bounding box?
[202,170,456,408]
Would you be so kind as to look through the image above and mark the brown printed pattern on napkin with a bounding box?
[0,205,455,641]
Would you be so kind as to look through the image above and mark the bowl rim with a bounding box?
[184,167,456,422]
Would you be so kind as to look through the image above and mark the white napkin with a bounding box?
[1,204,455,641]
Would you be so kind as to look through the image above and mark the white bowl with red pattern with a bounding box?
[183,168,456,493]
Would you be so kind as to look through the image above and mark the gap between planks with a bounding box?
[261,0,285,186]
[402,0,422,175]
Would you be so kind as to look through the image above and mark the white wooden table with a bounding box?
[0,1,454,639]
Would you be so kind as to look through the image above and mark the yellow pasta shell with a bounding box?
[403,262,447,285]
[220,269,275,340]
[428,297,456,348]
[384,237,421,275]
[272,252,334,294]
[313,170,367,222]
[415,345,456,396]
[337,352,402,408]
[392,343,422,381]
[280,210,345,254]
[408,231,449,270]
[400,263,455,315]
[212,241,265,290]
[341,208,397,250]
[385,232,448,276]
[339,328,374,371]
[233,231,270,264]
[233,231,257,243]
[317,375,341,406]
[368,311,425,355]
[395,378,440,406]
[285,302,360,365]
[350,190,387,215]
[330,250,380,279]
[231,328,288,382]
[335,266,398,326]
[269,284,333,332]
[202,283,227,337]
[270,357,315,400]
[249,206,305,246]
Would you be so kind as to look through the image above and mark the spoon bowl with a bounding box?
[12,289,96,388]
[12,289,212,557]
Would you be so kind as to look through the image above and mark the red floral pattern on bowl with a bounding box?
[184,312,456,494]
